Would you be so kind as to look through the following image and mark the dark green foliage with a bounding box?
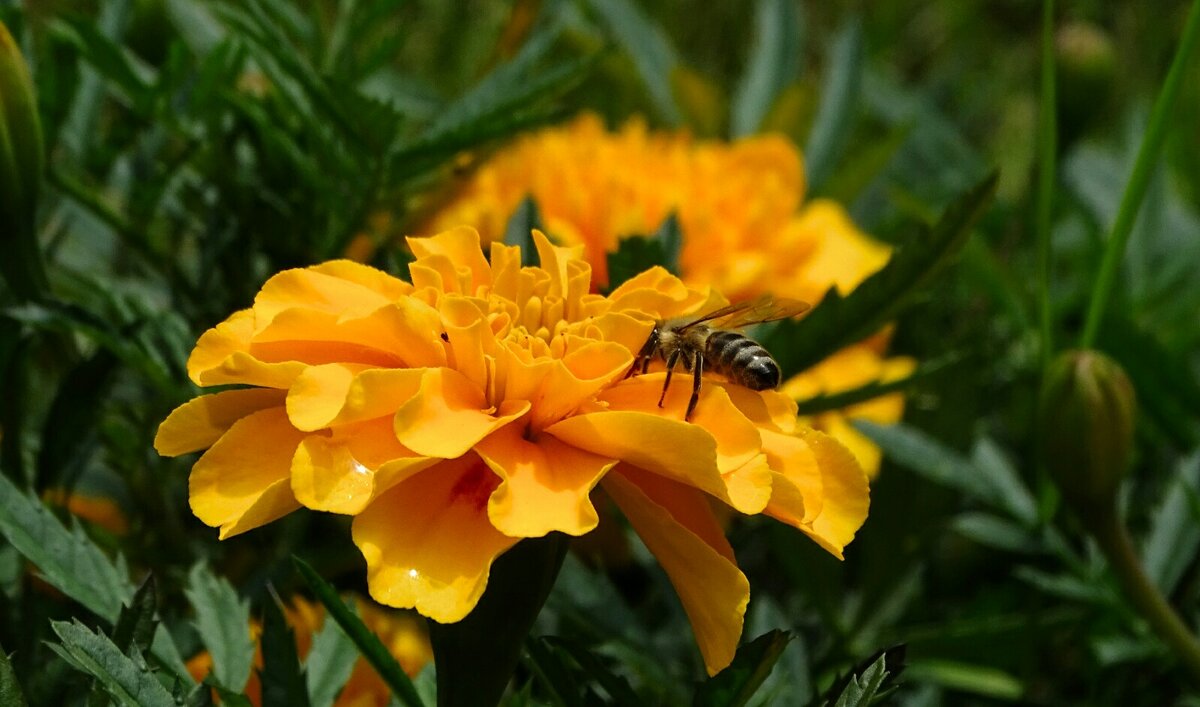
[0,643,26,707]
[604,213,684,290]
[259,594,310,707]
[694,630,793,707]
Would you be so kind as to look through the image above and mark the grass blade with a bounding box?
[293,557,424,707]
[731,0,803,137]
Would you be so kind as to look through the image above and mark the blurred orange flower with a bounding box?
[422,115,912,476]
[157,227,867,674]
[186,595,430,706]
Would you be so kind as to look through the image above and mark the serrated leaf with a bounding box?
[0,641,27,707]
[805,19,863,192]
[528,637,641,706]
[185,564,254,692]
[1143,451,1200,593]
[951,513,1040,554]
[51,620,176,707]
[0,475,190,682]
[731,0,803,137]
[825,646,905,707]
[304,600,360,707]
[764,174,996,374]
[112,576,160,658]
[504,196,545,268]
[695,630,793,707]
[583,0,681,123]
[259,595,309,707]
[293,558,424,707]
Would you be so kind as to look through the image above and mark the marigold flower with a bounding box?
[156,227,868,674]
[42,488,129,535]
[186,595,430,706]
[421,115,912,476]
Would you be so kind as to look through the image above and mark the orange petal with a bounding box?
[352,455,519,623]
[532,229,585,300]
[764,428,869,559]
[603,468,749,676]
[474,423,616,537]
[605,267,712,320]
[544,406,758,512]
[407,227,492,296]
[290,418,438,515]
[189,408,305,539]
[155,388,286,456]
[393,368,530,458]
[286,365,425,432]
[188,310,306,388]
[720,384,797,434]
[588,376,770,513]
[254,262,406,326]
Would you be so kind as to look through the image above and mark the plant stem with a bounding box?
[1079,0,1200,348]
[1035,0,1056,371]
[1086,501,1200,685]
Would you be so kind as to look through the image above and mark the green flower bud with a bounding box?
[1040,350,1136,511]
[0,18,48,300]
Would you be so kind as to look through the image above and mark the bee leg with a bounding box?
[623,355,643,379]
[685,353,704,421]
[658,350,681,407]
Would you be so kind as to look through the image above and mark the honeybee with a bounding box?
[627,294,811,420]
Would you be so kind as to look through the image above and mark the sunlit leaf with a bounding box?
[51,621,176,707]
[185,564,254,693]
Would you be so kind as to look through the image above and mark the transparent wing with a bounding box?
[677,294,810,331]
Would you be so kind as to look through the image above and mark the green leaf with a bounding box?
[905,659,1023,700]
[731,0,804,137]
[51,620,176,707]
[184,564,254,692]
[763,174,996,374]
[0,641,27,707]
[293,558,424,707]
[112,575,160,658]
[603,213,683,291]
[1143,451,1200,594]
[825,646,905,707]
[259,595,310,707]
[793,354,959,416]
[805,19,863,192]
[583,0,681,123]
[967,438,1039,528]
[951,513,1041,554]
[304,600,360,707]
[695,630,793,707]
[526,637,641,706]
[36,350,119,489]
[46,17,157,112]
[0,474,189,682]
[504,196,545,268]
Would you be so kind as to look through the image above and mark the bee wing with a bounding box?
[677,294,810,331]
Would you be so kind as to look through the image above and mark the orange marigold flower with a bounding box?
[421,114,911,476]
[156,227,867,674]
[186,594,430,706]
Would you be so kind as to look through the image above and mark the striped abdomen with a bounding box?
[704,330,781,391]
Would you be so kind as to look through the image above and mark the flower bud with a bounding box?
[1040,350,1136,510]
[0,18,48,299]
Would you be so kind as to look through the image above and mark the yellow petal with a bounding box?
[764,428,869,559]
[603,468,749,676]
[474,423,616,537]
[406,226,492,296]
[545,400,765,513]
[286,365,425,432]
[393,368,531,458]
[290,418,438,515]
[189,408,305,539]
[352,455,519,623]
[532,229,586,300]
[188,310,306,388]
[155,388,286,456]
[254,262,405,326]
[583,376,770,513]
[605,267,712,321]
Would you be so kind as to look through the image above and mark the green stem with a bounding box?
[1035,0,1057,370]
[1079,0,1200,348]
[1086,501,1200,685]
